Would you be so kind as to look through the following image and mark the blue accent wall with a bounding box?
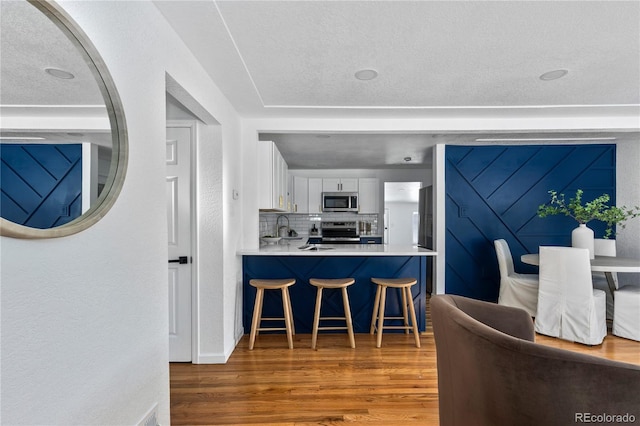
[1,144,82,229]
[445,144,616,301]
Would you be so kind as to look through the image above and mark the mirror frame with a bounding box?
[0,0,128,238]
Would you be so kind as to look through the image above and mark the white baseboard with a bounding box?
[193,333,243,364]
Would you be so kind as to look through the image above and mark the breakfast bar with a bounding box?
[238,243,437,334]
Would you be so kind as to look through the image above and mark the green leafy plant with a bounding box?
[537,189,640,238]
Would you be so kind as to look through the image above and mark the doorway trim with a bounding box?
[166,73,220,364]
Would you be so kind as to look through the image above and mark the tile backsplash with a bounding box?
[260,213,379,237]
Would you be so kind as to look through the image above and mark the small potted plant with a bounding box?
[537,189,640,257]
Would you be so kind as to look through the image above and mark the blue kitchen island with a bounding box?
[238,243,437,334]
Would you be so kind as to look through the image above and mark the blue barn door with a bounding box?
[445,144,616,301]
[1,144,83,229]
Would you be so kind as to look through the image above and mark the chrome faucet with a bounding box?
[276,215,290,237]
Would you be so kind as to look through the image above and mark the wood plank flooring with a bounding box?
[170,326,639,425]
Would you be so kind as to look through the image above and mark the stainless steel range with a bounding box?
[321,221,360,244]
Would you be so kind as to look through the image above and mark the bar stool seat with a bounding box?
[370,277,421,348]
[309,278,356,349]
[249,278,296,350]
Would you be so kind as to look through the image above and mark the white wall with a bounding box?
[0,1,243,424]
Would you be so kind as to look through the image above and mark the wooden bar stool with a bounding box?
[309,278,356,349]
[249,278,296,350]
[370,277,420,348]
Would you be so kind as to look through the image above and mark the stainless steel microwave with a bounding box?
[322,192,359,212]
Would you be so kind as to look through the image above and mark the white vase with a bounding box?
[572,223,595,259]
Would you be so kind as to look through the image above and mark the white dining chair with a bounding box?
[494,239,539,317]
[613,285,640,342]
[535,246,607,345]
[592,238,617,320]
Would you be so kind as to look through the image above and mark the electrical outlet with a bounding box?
[459,205,468,218]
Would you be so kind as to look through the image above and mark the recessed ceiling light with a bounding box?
[45,67,75,79]
[539,69,568,81]
[404,156,412,162]
[355,69,378,81]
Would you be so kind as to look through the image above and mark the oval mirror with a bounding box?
[0,0,127,238]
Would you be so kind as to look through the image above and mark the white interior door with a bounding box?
[167,126,192,362]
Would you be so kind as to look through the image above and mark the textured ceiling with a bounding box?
[0,0,103,106]
[156,1,640,114]
[3,1,638,168]
[260,131,639,170]
[155,0,640,168]
[0,0,109,146]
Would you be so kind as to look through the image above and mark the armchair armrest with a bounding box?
[448,295,535,341]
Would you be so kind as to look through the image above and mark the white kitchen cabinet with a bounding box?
[308,178,323,213]
[257,141,288,211]
[281,154,289,211]
[292,176,308,213]
[322,178,358,192]
[358,178,379,213]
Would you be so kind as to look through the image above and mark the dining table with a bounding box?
[521,253,640,298]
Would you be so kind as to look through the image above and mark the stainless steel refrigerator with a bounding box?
[418,186,433,250]
[418,186,434,293]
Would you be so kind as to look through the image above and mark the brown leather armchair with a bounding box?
[431,294,640,426]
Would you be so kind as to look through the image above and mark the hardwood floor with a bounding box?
[170,325,639,425]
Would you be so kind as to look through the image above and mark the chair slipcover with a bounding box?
[535,246,606,345]
[613,285,640,342]
[592,238,617,319]
[494,239,538,316]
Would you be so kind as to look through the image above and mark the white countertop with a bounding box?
[238,243,437,256]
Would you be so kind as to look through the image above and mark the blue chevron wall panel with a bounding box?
[1,144,83,229]
[445,144,616,301]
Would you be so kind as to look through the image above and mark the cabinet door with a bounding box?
[322,178,358,192]
[308,178,323,213]
[322,178,341,192]
[293,176,308,213]
[358,178,379,213]
[281,155,289,211]
[257,141,275,209]
[258,141,288,211]
[340,178,358,192]
[274,150,282,209]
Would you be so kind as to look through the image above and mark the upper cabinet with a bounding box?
[322,178,358,192]
[358,178,379,214]
[292,176,308,213]
[308,178,323,213]
[286,174,379,214]
[258,141,289,212]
